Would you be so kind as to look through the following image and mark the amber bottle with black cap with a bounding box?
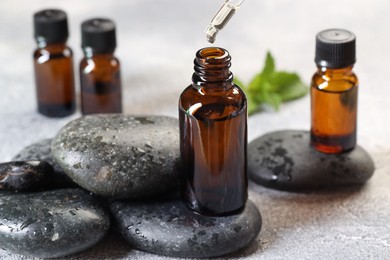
[33,9,76,117]
[80,18,122,115]
[179,47,248,216]
[311,29,358,154]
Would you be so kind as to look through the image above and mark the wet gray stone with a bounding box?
[248,130,375,191]
[110,197,261,258]
[0,161,53,191]
[51,114,180,199]
[0,188,110,258]
[13,139,77,188]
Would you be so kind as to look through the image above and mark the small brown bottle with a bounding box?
[311,29,358,154]
[80,18,122,115]
[179,47,248,216]
[33,9,76,117]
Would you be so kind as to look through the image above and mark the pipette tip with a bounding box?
[205,25,218,44]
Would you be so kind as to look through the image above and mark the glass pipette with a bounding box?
[205,0,246,44]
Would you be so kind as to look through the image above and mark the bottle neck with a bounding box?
[317,65,354,78]
[192,47,233,89]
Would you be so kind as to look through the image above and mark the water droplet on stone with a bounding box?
[132,147,146,157]
[43,223,54,234]
[135,228,141,235]
[20,218,37,230]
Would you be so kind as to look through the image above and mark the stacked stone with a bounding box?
[0,114,262,258]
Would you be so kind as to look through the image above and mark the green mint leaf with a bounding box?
[279,80,308,101]
[270,72,300,92]
[250,75,267,104]
[234,51,308,115]
[262,84,282,110]
[272,72,308,101]
[261,51,275,79]
[246,93,260,115]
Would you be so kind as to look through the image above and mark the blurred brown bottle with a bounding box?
[311,29,358,154]
[80,18,122,115]
[179,47,248,216]
[33,9,76,117]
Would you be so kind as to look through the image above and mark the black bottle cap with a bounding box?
[34,9,69,44]
[81,18,117,53]
[315,28,356,68]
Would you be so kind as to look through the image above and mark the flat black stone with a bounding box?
[0,161,53,191]
[12,139,77,188]
[52,114,180,199]
[110,197,261,258]
[0,189,110,258]
[248,130,375,191]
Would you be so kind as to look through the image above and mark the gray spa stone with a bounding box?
[0,161,54,191]
[51,114,180,199]
[12,139,77,188]
[248,130,375,191]
[109,197,262,258]
[0,189,110,258]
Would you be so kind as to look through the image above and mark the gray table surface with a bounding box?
[1,0,389,259]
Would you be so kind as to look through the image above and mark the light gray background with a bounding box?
[0,0,389,259]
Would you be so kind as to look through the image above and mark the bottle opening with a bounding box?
[193,47,232,87]
[198,47,229,60]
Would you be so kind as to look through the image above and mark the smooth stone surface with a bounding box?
[52,114,180,199]
[12,139,77,188]
[248,130,375,191]
[0,161,53,191]
[0,188,110,258]
[110,197,262,258]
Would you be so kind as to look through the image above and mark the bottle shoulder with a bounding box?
[80,56,120,74]
[33,45,73,60]
[179,84,247,118]
[311,70,358,92]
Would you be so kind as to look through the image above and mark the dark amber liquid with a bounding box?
[34,43,76,117]
[179,84,247,216]
[80,54,122,115]
[311,66,358,154]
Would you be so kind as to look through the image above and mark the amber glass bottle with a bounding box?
[311,29,358,154]
[33,9,76,117]
[179,47,248,216]
[80,18,122,115]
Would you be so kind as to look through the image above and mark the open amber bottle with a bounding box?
[33,9,76,117]
[80,18,122,115]
[311,29,358,154]
[179,47,248,216]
